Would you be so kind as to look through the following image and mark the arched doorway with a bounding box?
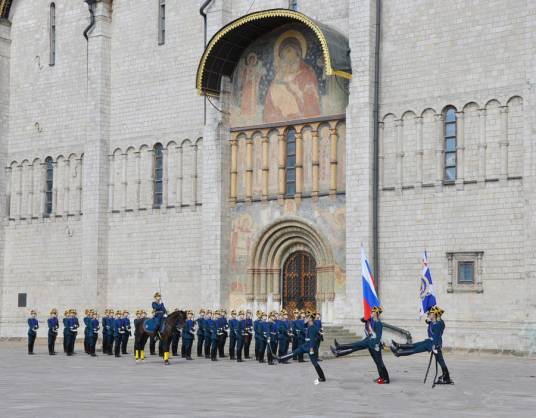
[282,251,317,312]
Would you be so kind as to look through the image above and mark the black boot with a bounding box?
[391,347,413,357]
[392,339,413,350]
[336,348,354,358]
[436,372,453,384]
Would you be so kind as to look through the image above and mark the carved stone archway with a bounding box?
[247,218,336,321]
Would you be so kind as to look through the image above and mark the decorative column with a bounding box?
[176,145,183,209]
[295,125,304,201]
[478,108,487,182]
[230,134,238,204]
[395,119,403,190]
[378,121,385,189]
[135,151,141,211]
[278,128,286,201]
[77,157,83,215]
[51,162,58,218]
[499,105,509,181]
[311,123,320,199]
[121,152,127,211]
[5,166,12,219]
[28,163,35,219]
[39,163,46,218]
[456,110,465,188]
[435,113,443,187]
[261,130,269,201]
[415,117,423,187]
[16,164,23,220]
[108,154,114,211]
[163,146,171,209]
[245,134,253,202]
[63,159,70,216]
[161,147,169,210]
[191,143,198,206]
[145,148,153,209]
[329,121,338,196]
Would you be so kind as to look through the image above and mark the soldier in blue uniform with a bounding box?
[278,313,326,384]
[203,309,213,358]
[331,306,390,384]
[218,309,229,358]
[244,310,253,359]
[47,308,59,355]
[152,292,167,338]
[101,309,109,355]
[277,309,291,360]
[62,310,69,354]
[234,310,246,362]
[121,310,131,355]
[88,310,100,357]
[253,310,262,361]
[314,312,323,360]
[27,310,39,355]
[258,312,269,363]
[267,312,278,365]
[293,310,306,362]
[106,309,115,355]
[210,310,220,361]
[182,310,195,360]
[83,309,91,354]
[196,309,206,357]
[390,306,452,384]
[68,309,80,355]
[113,310,124,357]
[228,310,238,360]
[170,308,182,357]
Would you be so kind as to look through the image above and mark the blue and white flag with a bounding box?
[419,251,437,318]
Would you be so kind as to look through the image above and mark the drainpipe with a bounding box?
[200,0,214,125]
[83,0,97,41]
[372,0,381,294]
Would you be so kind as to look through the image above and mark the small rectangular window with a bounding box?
[447,252,483,293]
[50,3,56,66]
[458,261,474,284]
[18,293,27,308]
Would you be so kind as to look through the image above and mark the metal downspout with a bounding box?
[372,0,381,294]
[200,0,214,125]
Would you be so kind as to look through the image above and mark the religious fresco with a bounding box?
[230,25,349,127]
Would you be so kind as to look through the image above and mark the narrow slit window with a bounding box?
[153,144,164,207]
[50,3,56,66]
[158,0,166,45]
[286,129,296,197]
[444,106,457,181]
[45,157,54,216]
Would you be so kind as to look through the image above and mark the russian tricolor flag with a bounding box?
[361,246,381,320]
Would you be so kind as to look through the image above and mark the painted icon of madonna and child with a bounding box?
[231,28,347,127]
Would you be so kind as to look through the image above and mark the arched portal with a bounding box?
[282,251,317,312]
[248,218,335,320]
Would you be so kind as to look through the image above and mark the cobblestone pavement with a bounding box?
[0,340,535,418]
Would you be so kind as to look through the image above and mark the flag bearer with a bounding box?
[390,306,452,384]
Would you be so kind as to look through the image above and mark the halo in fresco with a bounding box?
[231,24,349,127]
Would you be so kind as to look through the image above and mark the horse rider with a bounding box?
[152,292,167,339]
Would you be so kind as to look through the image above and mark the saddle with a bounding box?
[143,319,158,334]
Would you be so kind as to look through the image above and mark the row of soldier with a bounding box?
[26,307,324,365]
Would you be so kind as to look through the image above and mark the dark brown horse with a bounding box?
[135,310,187,364]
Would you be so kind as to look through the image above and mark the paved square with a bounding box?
[0,341,535,418]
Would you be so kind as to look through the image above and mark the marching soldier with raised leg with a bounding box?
[390,306,452,385]
[278,313,326,384]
